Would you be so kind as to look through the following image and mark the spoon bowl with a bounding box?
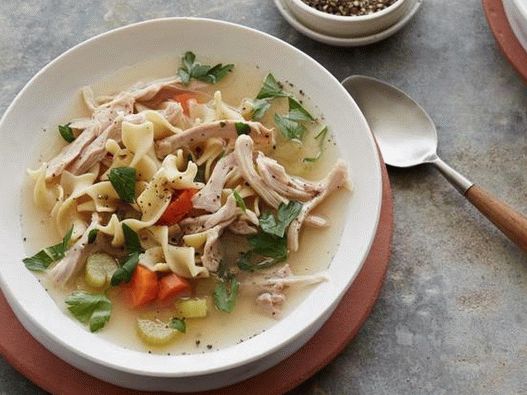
[343,74,527,252]
[343,75,438,168]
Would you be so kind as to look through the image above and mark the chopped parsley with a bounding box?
[110,252,140,286]
[274,113,306,140]
[287,97,314,122]
[237,201,302,272]
[58,123,75,143]
[236,251,276,272]
[256,73,289,99]
[87,229,99,244]
[235,122,251,136]
[108,167,136,203]
[232,190,247,212]
[177,51,234,85]
[248,231,288,262]
[251,98,272,121]
[169,318,186,333]
[110,224,144,286]
[304,126,329,162]
[122,223,143,254]
[259,201,303,238]
[213,277,239,313]
[65,291,112,332]
[23,226,73,271]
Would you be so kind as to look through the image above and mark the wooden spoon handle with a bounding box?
[465,185,527,251]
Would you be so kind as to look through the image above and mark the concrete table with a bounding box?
[1,1,526,393]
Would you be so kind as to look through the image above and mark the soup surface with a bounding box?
[21,54,351,354]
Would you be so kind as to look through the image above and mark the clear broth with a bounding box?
[20,55,350,354]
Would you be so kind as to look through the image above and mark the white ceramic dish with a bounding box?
[285,0,411,37]
[275,0,422,47]
[0,18,382,392]
[504,0,527,52]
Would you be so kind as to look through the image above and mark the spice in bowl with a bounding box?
[301,0,399,16]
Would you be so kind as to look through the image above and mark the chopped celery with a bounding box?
[136,319,178,346]
[175,298,208,318]
[85,253,118,288]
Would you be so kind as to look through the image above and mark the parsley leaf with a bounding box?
[216,260,234,280]
[257,73,289,99]
[237,201,302,271]
[108,167,136,203]
[177,51,234,86]
[58,123,75,143]
[232,190,247,212]
[202,63,235,84]
[169,317,186,333]
[65,291,112,332]
[23,226,73,271]
[251,98,271,121]
[304,126,329,163]
[274,113,305,140]
[287,97,314,122]
[87,229,99,244]
[235,122,251,136]
[213,277,239,313]
[183,51,196,71]
[177,67,191,85]
[110,252,139,286]
[248,232,288,261]
[110,224,144,286]
[259,201,303,238]
[122,223,143,254]
[236,251,277,272]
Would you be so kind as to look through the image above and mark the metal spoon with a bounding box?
[342,75,527,252]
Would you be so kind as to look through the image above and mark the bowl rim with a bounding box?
[288,0,407,22]
[0,17,382,378]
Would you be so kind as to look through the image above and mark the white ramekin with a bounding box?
[285,0,413,37]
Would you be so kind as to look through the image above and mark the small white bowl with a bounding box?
[285,0,413,37]
[275,0,421,47]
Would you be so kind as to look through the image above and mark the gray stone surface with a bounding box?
[1,0,526,394]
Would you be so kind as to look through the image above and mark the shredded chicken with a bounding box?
[160,101,190,129]
[45,93,134,180]
[256,292,286,316]
[287,160,350,251]
[45,127,98,180]
[304,215,329,228]
[48,213,100,286]
[234,135,287,209]
[192,153,236,212]
[255,153,319,201]
[180,194,238,234]
[68,116,124,175]
[155,120,275,158]
[228,218,258,235]
[133,80,210,108]
[253,265,329,316]
[200,223,229,272]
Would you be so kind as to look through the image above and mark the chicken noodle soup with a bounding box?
[21,52,352,353]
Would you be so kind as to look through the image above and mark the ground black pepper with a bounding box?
[302,0,398,16]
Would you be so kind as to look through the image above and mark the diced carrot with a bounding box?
[173,93,197,115]
[157,189,197,226]
[158,273,191,301]
[128,265,159,308]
